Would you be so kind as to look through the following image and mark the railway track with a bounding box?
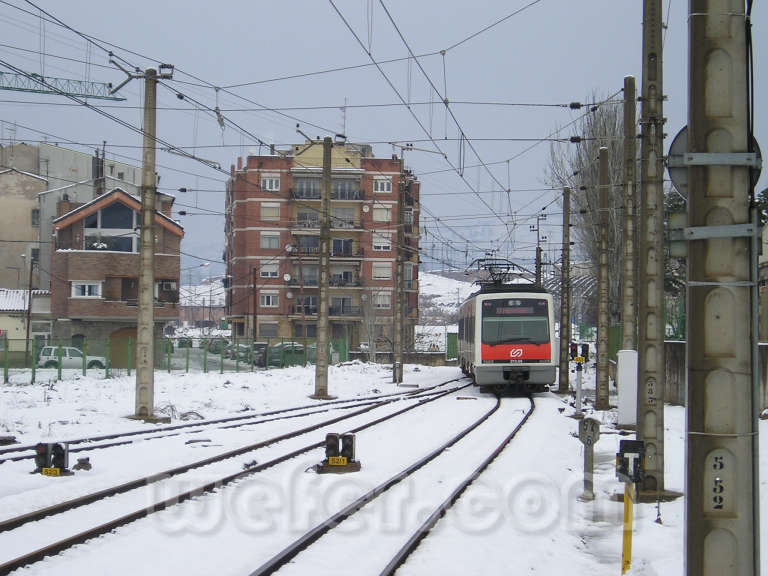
[248,394,535,576]
[0,378,471,575]
[0,380,458,464]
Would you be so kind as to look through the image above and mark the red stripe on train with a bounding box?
[481,343,551,362]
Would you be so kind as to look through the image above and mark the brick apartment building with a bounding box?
[225,140,419,348]
[50,188,183,364]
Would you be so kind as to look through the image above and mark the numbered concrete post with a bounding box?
[579,417,601,500]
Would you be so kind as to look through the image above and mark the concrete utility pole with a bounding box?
[136,67,170,419]
[313,137,332,398]
[23,252,34,367]
[596,147,610,410]
[558,187,571,393]
[622,75,638,350]
[393,156,405,383]
[637,0,665,493]
[686,2,758,574]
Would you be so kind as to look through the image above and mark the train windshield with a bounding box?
[481,298,549,345]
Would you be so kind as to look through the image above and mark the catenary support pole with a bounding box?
[558,187,571,393]
[393,153,405,383]
[313,137,332,398]
[135,68,159,420]
[596,147,610,410]
[622,75,637,350]
[686,2,757,573]
[637,0,665,494]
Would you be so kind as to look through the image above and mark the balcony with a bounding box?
[330,276,360,287]
[329,305,361,316]
[288,278,319,287]
[291,305,318,315]
[289,246,364,259]
[289,189,363,201]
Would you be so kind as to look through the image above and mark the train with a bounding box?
[458,283,557,393]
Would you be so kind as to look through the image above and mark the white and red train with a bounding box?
[458,284,556,393]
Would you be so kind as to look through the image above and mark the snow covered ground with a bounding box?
[1,360,765,575]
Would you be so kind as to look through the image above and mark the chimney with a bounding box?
[237,156,243,170]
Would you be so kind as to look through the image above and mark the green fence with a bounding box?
[1,336,350,383]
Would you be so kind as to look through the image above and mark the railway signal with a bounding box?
[33,442,72,476]
[317,432,361,473]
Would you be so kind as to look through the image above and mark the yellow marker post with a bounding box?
[621,482,634,574]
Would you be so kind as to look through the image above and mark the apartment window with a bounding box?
[293,177,320,199]
[117,171,124,180]
[83,201,137,253]
[259,322,279,337]
[372,261,392,280]
[297,210,319,227]
[31,208,40,227]
[301,265,319,286]
[298,236,319,253]
[260,263,279,278]
[332,179,360,200]
[374,292,391,309]
[260,232,280,250]
[372,232,391,251]
[261,202,280,221]
[260,291,279,307]
[71,282,101,298]
[373,177,392,194]
[294,322,317,338]
[261,174,281,192]
[404,207,414,225]
[373,206,391,222]
[332,238,353,256]
[332,207,355,229]
[299,295,317,314]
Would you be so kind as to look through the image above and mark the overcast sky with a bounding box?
[0,1,764,281]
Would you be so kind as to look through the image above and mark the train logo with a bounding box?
[509,348,524,358]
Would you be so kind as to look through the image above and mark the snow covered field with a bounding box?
[2,360,765,575]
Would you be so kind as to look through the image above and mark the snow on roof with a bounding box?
[180,278,226,307]
[0,289,49,312]
[0,167,48,182]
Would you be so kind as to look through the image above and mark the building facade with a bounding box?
[225,141,419,348]
[50,188,183,365]
[1,142,144,290]
[0,168,47,290]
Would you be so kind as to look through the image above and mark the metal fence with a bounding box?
[1,336,350,383]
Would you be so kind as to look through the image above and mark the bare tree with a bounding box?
[548,94,625,326]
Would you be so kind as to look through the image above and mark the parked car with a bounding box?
[37,346,107,369]
[206,338,229,355]
[223,343,250,361]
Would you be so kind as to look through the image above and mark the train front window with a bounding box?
[481,298,549,345]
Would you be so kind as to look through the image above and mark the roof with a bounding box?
[0,289,49,312]
[40,176,174,201]
[0,167,48,182]
[53,188,183,236]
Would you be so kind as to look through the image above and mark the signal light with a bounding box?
[32,442,70,475]
[581,343,590,362]
[569,343,578,360]
[340,434,356,462]
[34,443,50,471]
[325,433,340,459]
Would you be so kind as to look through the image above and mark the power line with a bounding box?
[328,0,508,233]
